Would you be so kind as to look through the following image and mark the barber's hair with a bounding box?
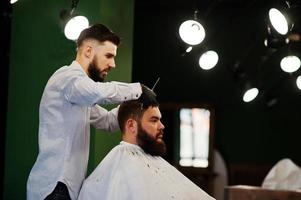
[118,99,159,133]
[76,23,120,48]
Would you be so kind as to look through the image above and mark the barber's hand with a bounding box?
[139,84,157,107]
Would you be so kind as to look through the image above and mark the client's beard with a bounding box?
[137,124,166,156]
[88,57,104,82]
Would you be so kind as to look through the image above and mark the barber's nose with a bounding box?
[110,59,116,68]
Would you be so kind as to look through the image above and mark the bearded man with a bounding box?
[26,23,145,200]
[78,92,215,200]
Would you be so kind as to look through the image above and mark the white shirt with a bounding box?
[78,141,216,200]
[26,61,142,200]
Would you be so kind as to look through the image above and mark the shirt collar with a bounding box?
[71,60,87,75]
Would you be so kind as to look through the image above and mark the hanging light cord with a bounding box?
[70,0,80,15]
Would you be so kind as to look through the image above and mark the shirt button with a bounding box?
[136,94,139,97]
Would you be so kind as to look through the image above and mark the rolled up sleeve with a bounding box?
[89,105,120,132]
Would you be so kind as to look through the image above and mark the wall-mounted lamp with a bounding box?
[179,19,205,46]
[10,0,18,4]
[63,15,89,41]
[267,1,293,35]
[243,87,259,103]
[268,8,289,35]
[178,10,206,47]
[280,55,301,73]
[59,0,89,41]
[296,76,301,90]
[198,50,219,70]
[264,1,298,49]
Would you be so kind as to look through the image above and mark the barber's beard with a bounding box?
[137,124,166,157]
[88,57,104,82]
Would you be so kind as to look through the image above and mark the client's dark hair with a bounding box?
[118,99,159,133]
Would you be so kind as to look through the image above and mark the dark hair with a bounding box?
[76,23,120,47]
[118,99,159,133]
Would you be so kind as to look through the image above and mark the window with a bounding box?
[179,108,210,168]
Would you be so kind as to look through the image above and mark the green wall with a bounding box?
[4,0,134,199]
[90,0,135,172]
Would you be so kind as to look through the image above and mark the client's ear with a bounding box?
[126,118,138,135]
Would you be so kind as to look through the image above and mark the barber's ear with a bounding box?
[84,45,93,59]
[126,119,138,135]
